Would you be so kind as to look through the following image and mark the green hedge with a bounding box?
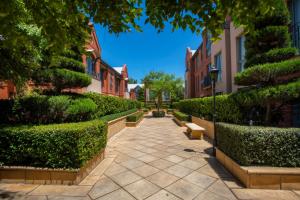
[100,109,138,122]
[50,56,85,73]
[232,79,300,107]
[235,59,300,86]
[85,92,141,117]
[173,111,189,122]
[216,123,300,167]
[126,111,144,122]
[176,95,242,124]
[0,120,107,169]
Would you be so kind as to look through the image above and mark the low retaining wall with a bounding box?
[216,148,300,190]
[173,116,186,127]
[0,149,105,185]
[107,111,139,139]
[192,116,214,139]
[126,116,144,127]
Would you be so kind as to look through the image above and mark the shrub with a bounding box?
[265,47,298,63]
[48,95,71,123]
[0,120,107,169]
[173,111,189,122]
[216,123,300,167]
[50,56,85,73]
[12,93,49,124]
[84,92,141,117]
[100,108,138,122]
[126,111,144,122]
[176,95,242,124]
[152,111,165,118]
[66,98,97,121]
[235,59,300,86]
[0,99,14,124]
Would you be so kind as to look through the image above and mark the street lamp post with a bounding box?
[210,66,219,156]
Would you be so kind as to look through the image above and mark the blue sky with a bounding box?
[95,21,201,83]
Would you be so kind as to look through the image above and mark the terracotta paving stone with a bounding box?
[178,159,204,170]
[137,154,160,163]
[146,171,179,188]
[164,164,193,178]
[145,190,181,200]
[48,196,90,200]
[194,190,229,200]
[96,189,135,200]
[88,176,120,199]
[165,179,204,200]
[29,185,91,196]
[164,155,185,163]
[1,117,299,200]
[124,179,161,200]
[132,164,160,177]
[110,171,142,186]
[207,180,237,200]
[104,162,128,177]
[232,189,300,200]
[120,158,145,169]
[148,159,175,170]
[183,171,217,189]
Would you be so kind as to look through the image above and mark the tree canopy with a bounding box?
[1,0,277,86]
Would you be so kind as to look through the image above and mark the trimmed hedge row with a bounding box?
[216,123,300,167]
[235,59,300,86]
[84,92,141,118]
[126,111,144,122]
[173,111,189,122]
[175,95,242,124]
[100,109,138,122]
[231,79,300,107]
[0,120,107,169]
[50,56,85,73]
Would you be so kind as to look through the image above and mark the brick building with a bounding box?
[0,23,130,99]
[185,32,212,98]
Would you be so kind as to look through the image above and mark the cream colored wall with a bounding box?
[87,78,102,93]
[211,32,228,94]
[230,23,244,92]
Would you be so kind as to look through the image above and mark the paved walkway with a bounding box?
[1,116,300,200]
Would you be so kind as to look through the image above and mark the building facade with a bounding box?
[185,32,212,98]
[0,23,131,99]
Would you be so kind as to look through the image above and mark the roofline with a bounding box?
[100,59,122,77]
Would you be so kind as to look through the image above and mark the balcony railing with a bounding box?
[202,75,211,88]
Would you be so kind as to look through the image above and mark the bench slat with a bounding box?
[186,123,205,131]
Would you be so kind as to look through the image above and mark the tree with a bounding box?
[1,0,277,84]
[142,71,183,111]
[128,78,138,84]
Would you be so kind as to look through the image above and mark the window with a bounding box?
[237,36,246,72]
[87,57,93,75]
[115,78,120,93]
[110,74,113,91]
[214,52,222,81]
[206,32,212,57]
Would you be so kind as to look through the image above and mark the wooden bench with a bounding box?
[185,123,205,139]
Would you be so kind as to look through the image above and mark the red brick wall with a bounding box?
[0,81,16,99]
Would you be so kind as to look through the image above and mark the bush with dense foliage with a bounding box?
[152,110,165,117]
[235,59,300,86]
[0,120,107,169]
[50,56,85,73]
[126,111,144,122]
[173,111,189,122]
[216,123,300,167]
[245,0,291,68]
[85,92,141,117]
[100,109,138,122]
[66,98,97,122]
[176,95,242,124]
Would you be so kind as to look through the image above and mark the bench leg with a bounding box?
[190,130,203,139]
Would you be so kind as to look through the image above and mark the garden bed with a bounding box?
[191,116,214,139]
[126,111,144,127]
[216,148,300,190]
[0,120,107,184]
[215,123,300,189]
[173,111,189,127]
